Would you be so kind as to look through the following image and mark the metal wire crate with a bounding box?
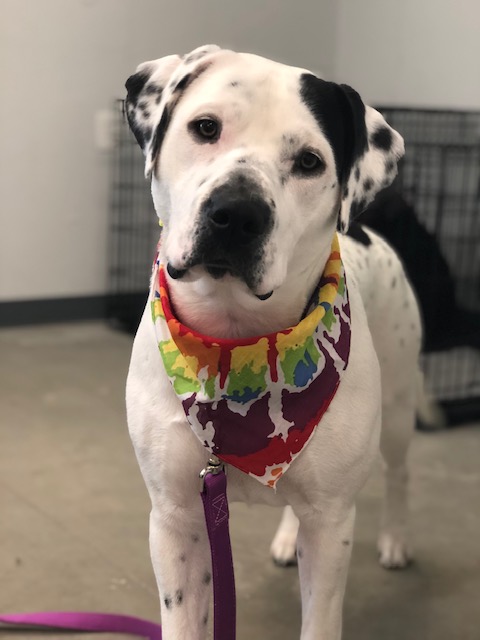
[108,102,480,423]
[107,101,159,333]
[376,108,480,423]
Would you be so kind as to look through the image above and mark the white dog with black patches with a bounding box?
[125,45,421,639]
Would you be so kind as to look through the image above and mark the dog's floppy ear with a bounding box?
[337,88,404,231]
[125,45,220,178]
[125,54,180,158]
[301,75,404,231]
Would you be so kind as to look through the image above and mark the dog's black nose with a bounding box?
[207,197,271,247]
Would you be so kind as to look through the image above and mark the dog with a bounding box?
[125,45,421,640]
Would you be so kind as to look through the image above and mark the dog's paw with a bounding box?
[270,532,298,567]
[377,531,412,570]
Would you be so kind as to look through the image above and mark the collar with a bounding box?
[151,234,351,488]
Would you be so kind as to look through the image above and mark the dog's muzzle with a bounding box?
[183,174,274,289]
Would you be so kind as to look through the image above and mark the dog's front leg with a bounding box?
[149,499,211,640]
[296,503,355,640]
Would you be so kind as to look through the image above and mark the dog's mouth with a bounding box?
[167,259,235,280]
[166,259,273,300]
[204,259,237,280]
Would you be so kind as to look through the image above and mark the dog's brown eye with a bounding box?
[298,151,324,173]
[191,118,221,142]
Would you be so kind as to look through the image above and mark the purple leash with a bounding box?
[0,458,235,640]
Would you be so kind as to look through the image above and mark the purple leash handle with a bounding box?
[0,465,235,640]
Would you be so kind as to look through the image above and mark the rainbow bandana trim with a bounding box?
[151,235,351,488]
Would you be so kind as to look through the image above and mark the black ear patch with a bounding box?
[125,69,163,151]
[301,72,404,232]
[125,70,151,105]
[300,75,368,185]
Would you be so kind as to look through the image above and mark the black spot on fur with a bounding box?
[184,49,209,64]
[354,166,360,181]
[180,553,186,562]
[391,277,397,288]
[371,126,393,150]
[345,222,371,246]
[331,182,337,189]
[363,177,374,191]
[155,94,162,105]
[164,595,172,610]
[149,106,171,158]
[385,159,395,173]
[342,539,351,546]
[237,158,247,164]
[191,533,200,543]
[343,186,349,198]
[203,571,212,585]
[230,80,239,87]
[143,109,150,119]
[300,74,368,184]
[282,134,297,146]
[175,589,183,605]
[174,73,193,92]
[297,548,304,559]
[203,614,208,626]
[145,83,162,95]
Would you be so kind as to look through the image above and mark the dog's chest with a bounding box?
[152,238,351,488]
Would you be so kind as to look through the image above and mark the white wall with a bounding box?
[0,0,336,302]
[2,0,478,303]
[334,0,480,108]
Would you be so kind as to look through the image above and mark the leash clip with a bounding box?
[200,454,224,491]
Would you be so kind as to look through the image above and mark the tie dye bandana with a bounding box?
[151,234,351,488]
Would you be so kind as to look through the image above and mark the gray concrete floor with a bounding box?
[0,322,479,640]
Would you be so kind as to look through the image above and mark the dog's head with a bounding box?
[126,45,404,297]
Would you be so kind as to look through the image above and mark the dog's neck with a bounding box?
[161,243,333,339]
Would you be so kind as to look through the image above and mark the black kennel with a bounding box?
[107,102,480,424]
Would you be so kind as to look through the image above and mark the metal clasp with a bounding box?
[200,454,224,491]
